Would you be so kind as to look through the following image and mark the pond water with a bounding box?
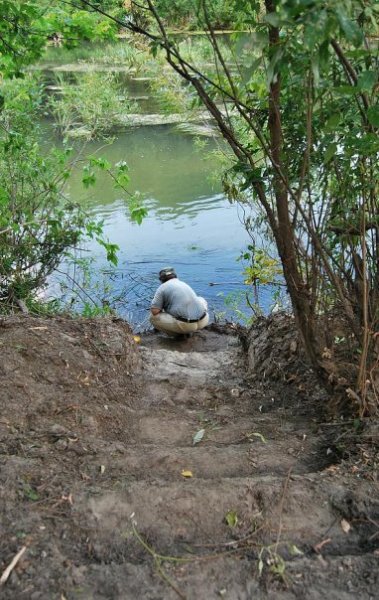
[51,125,272,329]
[41,46,277,329]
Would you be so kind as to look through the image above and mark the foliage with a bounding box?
[56,255,120,317]
[153,0,240,29]
[0,1,121,78]
[0,1,46,77]
[42,5,117,45]
[82,156,148,225]
[0,76,120,310]
[240,246,282,287]
[49,71,138,140]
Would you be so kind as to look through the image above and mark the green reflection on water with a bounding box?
[66,125,222,218]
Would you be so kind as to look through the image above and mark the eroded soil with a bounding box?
[0,315,378,599]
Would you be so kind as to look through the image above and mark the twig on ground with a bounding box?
[0,546,27,585]
[132,523,187,599]
[190,523,266,549]
[313,538,332,553]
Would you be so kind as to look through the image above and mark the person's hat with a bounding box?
[159,267,177,281]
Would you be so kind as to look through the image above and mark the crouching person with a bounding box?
[150,267,209,337]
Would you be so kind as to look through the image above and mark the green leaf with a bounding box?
[324,142,337,163]
[193,428,205,445]
[89,156,112,170]
[150,40,159,58]
[266,47,283,85]
[337,12,363,46]
[334,85,357,96]
[324,114,340,132]
[114,172,130,189]
[82,168,96,188]
[367,106,379,128]
[130,206,147,225]
[225,510,239,528]
[96,238,119,266]
[289,544,303,556]
[357,71,377,92]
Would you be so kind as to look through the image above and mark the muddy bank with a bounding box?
[0,314,378,599]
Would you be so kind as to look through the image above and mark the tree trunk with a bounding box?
[265,0,322,373]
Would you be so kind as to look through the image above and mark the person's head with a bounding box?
[158,267,177,283]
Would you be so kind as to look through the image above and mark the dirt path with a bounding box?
[0,317,378,599]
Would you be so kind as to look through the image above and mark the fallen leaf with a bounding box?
[341,518,351,533]
[61,493,73,506]
[247,432,267,443]
[225,510,238,528]
[258,558,264,577]
[289,544,303,556]
[133,336,141,343]
[346,388,360,403]
[193,428,205,445]
[181,470,193,478]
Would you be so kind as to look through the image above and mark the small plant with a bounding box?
[258,546,287,584]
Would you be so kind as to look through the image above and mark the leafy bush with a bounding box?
[49,71,138,139]
[0,76,118,309]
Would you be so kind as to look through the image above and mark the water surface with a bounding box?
[52,125,262,327]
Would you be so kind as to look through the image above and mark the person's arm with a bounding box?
[151,285,164,315]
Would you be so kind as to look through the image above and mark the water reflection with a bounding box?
[67,125,222,214]
[53,125,256,324]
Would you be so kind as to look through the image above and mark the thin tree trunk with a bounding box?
[265,0,321,372]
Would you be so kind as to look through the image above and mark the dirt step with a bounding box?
[77,475,340,552]
[139,347,243,386]
[65,555,271,600]
[55,551,379,600]
[140,379,247,409]
[128,413,308,447]
[140,328,241,353]
[89,439,326,480]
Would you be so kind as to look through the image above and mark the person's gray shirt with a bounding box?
[151,278,207,320]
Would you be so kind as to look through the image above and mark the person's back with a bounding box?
[152,278,205,321]
[150,267,209,337]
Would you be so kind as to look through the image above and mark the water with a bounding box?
[47,124,269,327]
[40,43,278,328]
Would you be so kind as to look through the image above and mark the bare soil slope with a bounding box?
[0,315,378,599]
